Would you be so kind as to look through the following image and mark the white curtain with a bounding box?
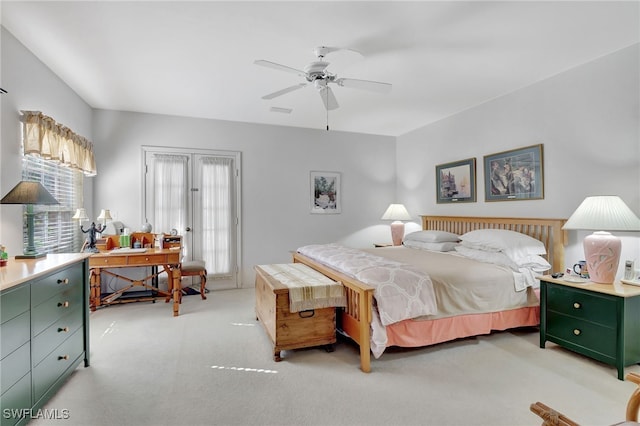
[200,156,232,275]
[153,154,188,237]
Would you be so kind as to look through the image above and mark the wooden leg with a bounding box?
[172,267,181,316]
[274,350,282,362]
[89,269,101,311]
[200,273,207,300]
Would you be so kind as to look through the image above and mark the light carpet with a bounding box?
[30,288,640,426]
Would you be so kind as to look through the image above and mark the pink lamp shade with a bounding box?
[563,196,640,284]
[381,204,412,246]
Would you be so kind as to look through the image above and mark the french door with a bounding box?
[142,146,241,289]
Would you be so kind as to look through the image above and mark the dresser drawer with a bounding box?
[0,373,31,426]
[1,284,30,325]
[31,264,83,307]
[32,328,83,402]
[0,311,30,360]
[1,342,30,393]
[547,311,616,358]
[546,284,617,327]
[32,306,82,367]
[32,287,83,337]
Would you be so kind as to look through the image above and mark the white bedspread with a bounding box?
[296,244,437,326]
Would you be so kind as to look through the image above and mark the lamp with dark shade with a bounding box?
[381,203,412,246]
[563,196,640,284]
[0,180,59,259]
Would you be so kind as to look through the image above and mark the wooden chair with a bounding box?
[530,372,640,425]
[179,260,208,300]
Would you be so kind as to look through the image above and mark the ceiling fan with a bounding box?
[254,46,392,111]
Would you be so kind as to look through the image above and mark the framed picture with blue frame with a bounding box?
[435,158,476,203]
[483,144,544,202]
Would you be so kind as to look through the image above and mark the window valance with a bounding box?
[21,110,97,176]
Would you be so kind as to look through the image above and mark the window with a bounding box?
[22,155,83,253]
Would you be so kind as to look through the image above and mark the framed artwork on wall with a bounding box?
[310,171,341,214]
[435,158,476,203]
[483,144,544,202]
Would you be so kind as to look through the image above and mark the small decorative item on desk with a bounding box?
[0,245,7,266]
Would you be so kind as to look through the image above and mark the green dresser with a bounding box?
[0,254,90,426]
[539,276,640,380]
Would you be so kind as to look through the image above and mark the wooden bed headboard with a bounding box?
[421,215,568,273]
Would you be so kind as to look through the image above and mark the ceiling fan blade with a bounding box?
[254,59,306,77]
[261,83,307,100]
[335,77,392,93]
[318,86,339,110]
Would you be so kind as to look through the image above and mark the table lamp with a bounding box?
[97,209,112,228]
[563,196,640,284]
[381,203,412,246]
[0,180,59,258]
[72,208,89,222]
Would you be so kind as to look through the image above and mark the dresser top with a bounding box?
[0,253,92,292]
[539,275,640,298]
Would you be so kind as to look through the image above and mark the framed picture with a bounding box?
[310,171,341,214]
[483,144,544,202]
[435,158,476,203]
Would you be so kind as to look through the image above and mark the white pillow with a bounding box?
[516,254,551,272]
[454,246,519,272]
[459,229,546,261]
[403,230,460,244]
[403,240,459,252]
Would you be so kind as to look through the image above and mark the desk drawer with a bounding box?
[127,254,168,265]
[547,284,617,327]
[1,284,30,325]
[547,311,616,358]
[32,328,83,402]
[92,256,128,267]
[0,311,30,360]
[32,306,82,366]
[32,288,83,337]
[31,264,83,307]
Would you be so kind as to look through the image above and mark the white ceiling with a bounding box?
[2,1,638,137]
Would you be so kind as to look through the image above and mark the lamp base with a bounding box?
[390,221,405,246]
[583,231,621,284]
[15,252,47,259]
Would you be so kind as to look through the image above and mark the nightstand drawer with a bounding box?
[547,311,616,358]
[547,284,617,327]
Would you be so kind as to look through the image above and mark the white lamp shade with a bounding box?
[381,204,412,221]
[72,208,88,220]
[563,196,640,231]
[97,209,113,221]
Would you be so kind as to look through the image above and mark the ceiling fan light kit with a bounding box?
[255,45,392,113]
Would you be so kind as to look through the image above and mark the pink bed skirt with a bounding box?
[385,305,540,349]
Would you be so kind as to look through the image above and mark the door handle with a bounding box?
[185,227,192,232]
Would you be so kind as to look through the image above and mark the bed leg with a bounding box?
[358,290,372,373]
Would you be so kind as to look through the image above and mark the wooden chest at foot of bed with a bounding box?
[254,265,337,362]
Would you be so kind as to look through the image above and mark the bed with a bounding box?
[292,215,567,372]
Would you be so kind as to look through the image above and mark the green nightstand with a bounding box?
[539,276,640,380]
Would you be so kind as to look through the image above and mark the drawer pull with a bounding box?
[573,329,581,336]
[58,301,70,308]
[573,302,581,309]
[58,327,70,333]
[58,355,69,361]
[57,278,69,285]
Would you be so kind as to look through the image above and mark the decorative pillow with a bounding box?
[454,246,520,272]
[403,230,460,244]
[459,229,546,262]
[403,240,458,252]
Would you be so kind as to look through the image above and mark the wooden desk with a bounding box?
[88,248,182,316]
